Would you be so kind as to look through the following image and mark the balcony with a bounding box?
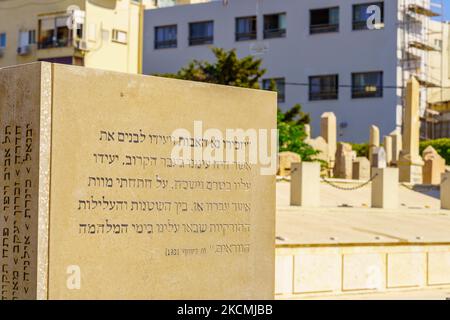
[154,39,177,49]
[38,36,72,50]
[263,28,286,39]
[310,23,339,34]
[189,36,213,46]
[235,32,257,42]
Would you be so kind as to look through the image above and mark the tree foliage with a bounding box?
[277,105,318,161]
[159,47,265,88]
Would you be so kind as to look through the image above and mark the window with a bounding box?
[189,21,213,46]
[309,75,338,100]
[263,13,286,39]
[155,25,177,49]
[235,16,257,41]
[112,29,128,44]
[435,39,443,50]
[353,2,384,30]
[0,33,6,48]
[262,78,286,103]
[38,16,71,49]
[310,7,339,34]
[352,71,383,98]
[19,30,36,47]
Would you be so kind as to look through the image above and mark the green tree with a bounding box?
[158,47,318,161]
[159,47,265,88]
[277,105,319,161]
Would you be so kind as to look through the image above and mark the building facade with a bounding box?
[424,20,450,139]
[0,0,143,74]
[142,0,444,143]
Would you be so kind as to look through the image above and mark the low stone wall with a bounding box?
[275,243,450,299]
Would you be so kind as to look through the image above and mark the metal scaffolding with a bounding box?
[399,0,444,139]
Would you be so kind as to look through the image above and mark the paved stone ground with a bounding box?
[298,288,450,300]
[276,181,450,246]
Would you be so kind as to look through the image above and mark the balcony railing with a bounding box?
[353,20,384,30]
[263,28,286,39]
[310,23,339,34]
[309,91,338,101]
[352,86,383,98]
[189,36,213,46]
[235,31,257,41]
[155,39,177,49]
[38,37,72,50]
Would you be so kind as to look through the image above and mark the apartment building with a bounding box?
[424,20,450,139]
[0,0,143,74]
[142,0,444,142]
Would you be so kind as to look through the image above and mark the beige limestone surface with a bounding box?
[0,62,277,300]
[371,168,399,209]
[290,162,320,207]
[288,287,450,300]
[276,181,449,245]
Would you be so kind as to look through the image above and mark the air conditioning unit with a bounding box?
[17,45,31,56]
[75,40,89,51]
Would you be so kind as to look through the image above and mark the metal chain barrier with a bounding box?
[321,174,378,191]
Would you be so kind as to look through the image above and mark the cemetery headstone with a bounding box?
[0,63,276,300]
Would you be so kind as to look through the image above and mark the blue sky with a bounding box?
[444,0,450,20]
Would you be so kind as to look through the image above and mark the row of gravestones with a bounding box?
[279,78,447,185]
[278,112,337,177]
[291,161,450,210]
[278,122,446,185]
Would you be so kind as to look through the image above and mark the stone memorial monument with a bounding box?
[369,125,380,165]
[352,157,370,181]
[372,147,387,169]
[320,112,337,170]
[0,63,276,300]
[398,77,424,184]
[383,136,393,166]
[422,146,446,185]
[389,130,402,165]
[333,142,354,179]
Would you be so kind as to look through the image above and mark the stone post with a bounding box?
[422,146,446,185]
[371,168,399,209]
[369,125,380,166]
[321,112,337,170]
[353,157,371,181]
[441,172,450,210]
[398,77,424,184]
[384,136,393,166]
[390,130,402,165]
[291,162,320,207]
[334,142,354,179]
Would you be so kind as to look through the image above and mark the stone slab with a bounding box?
[342,253,385,291]
[275,255,293,295]
[387,253,426,288]
[293,253,340,294]
[0,62,276,300]
[428,252,450,285]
